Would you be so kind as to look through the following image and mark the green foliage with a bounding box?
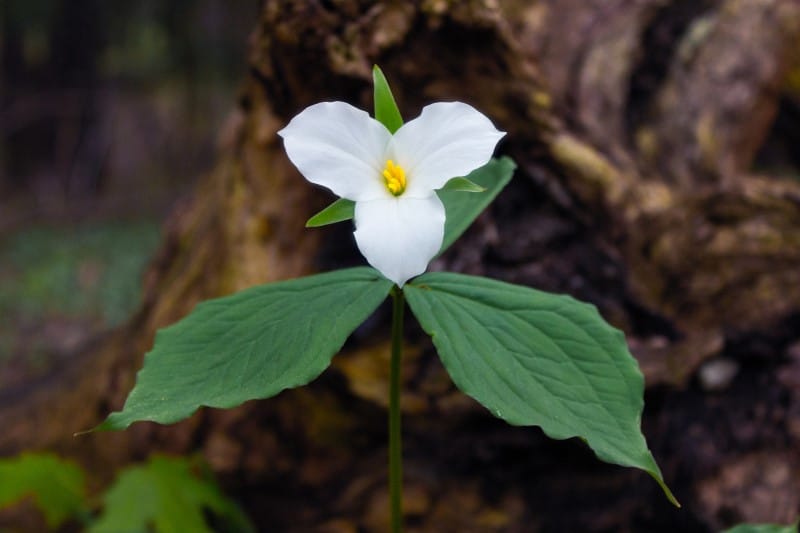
[90,455,253,533]
[723,522,799,533]
[436,156,515,255]
[373,65,403,134]
[0,453,251,532]
[97,267,393,430]
[305,198,355,227]
[404,272,678,505]
[0,452,88,528]
[88,61,675,516]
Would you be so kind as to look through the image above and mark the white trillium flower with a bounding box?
[278,101,505,287]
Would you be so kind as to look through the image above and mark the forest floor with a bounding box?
[0,218,160,389]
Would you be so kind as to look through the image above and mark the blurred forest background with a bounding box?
[2,1,800,532]
[1,0,256,387]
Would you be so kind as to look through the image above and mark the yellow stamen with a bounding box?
[382,159,406,196]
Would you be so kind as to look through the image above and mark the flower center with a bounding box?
[382,159,406,196]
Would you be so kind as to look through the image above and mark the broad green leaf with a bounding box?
[437,156,515,256]
[97,267,393,430]
[441,177,486,193]
[723,523,799,533]
[373,65,403,133]
[405,272,678,505]
[306,198,355,227]
[0,453,88,528]
[90,455,254,533]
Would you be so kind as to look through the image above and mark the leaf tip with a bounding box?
[74,420,108,436]
[650,470,680,507]
[81,413,130,435]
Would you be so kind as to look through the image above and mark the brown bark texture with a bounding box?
[3,1,800,531]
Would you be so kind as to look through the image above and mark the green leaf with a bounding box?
[306,198,355,227]
[437,156,515,256]
[96,267,393,430]
[373,65,403,133]
[404,272,678,506]
[441,177,486,193]
[723,523,799,533]
[89,455,254,533]
[0,452,88,528]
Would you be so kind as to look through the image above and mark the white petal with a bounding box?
[353,195,445,287]
[391,102,505,196]
[278,102,393,201]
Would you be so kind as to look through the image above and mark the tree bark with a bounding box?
[3,1,800,531]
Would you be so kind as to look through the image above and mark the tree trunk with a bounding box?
[3,1,800,531]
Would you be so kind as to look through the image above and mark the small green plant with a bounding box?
[723,522,799,533]
[0,452,252,532]
[0,452,88,529]
[94,66,677,531]
[89,455,252,533]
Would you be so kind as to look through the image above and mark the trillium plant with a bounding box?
[96,67,678,530]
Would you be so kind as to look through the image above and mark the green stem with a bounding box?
[389,285,405,533]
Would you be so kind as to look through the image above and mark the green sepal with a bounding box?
[373,65,403,133]
[305,157,514,242]
[306,198,355,227]
[441,177,486,193]
[437,156,515,256]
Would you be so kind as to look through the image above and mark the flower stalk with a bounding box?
[389,285,405,533]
